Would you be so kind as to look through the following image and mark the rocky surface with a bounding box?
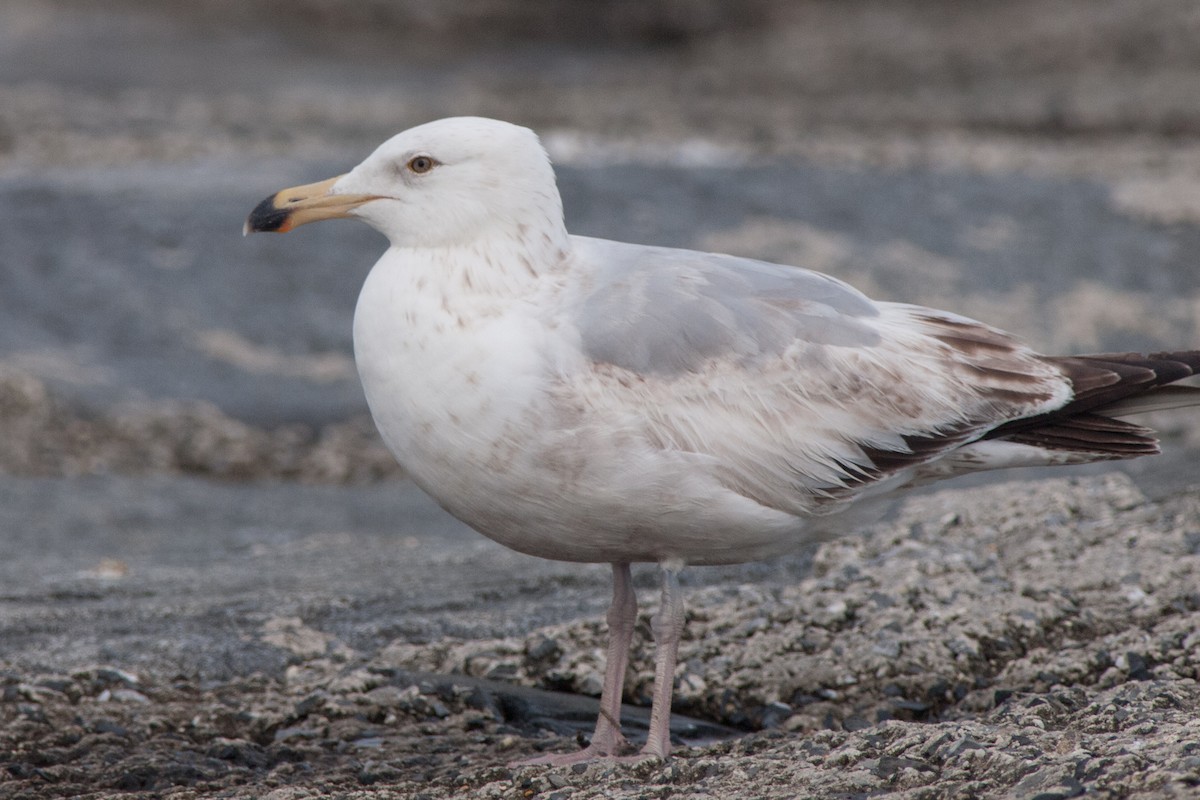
[5,475,1200,798]
[3,1,1200,798]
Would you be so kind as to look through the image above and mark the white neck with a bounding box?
[391,221,571,300]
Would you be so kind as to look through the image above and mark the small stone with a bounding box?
[111,688,150,704]
[526,636,562,663]
[759,701,793,729]
[92,718,129,737]
[95,668,140,687]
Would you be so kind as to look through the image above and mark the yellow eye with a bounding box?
[407,155,436,174]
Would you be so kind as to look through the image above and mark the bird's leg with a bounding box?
[513,562,637,765]
[638,564,684,759]
[586,562,638,755]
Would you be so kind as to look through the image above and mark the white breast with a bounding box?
[353,247,549,479]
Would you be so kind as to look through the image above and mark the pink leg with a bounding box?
[639,566,683,759]
[513,562,637,765]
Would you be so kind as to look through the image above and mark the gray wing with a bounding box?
[564,235,1074,515]
[571,236,881,375]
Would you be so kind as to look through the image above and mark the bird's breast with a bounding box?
[351,252,580,515]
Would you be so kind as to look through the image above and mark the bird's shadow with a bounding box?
[370,667,740,748]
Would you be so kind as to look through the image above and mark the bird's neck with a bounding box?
[395,219,571,299]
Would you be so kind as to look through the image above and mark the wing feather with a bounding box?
[565,238,1073,515]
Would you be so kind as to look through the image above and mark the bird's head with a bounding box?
[244,116,564,249]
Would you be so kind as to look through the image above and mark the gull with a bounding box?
[246,116,1200,764]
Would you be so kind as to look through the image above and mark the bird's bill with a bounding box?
[243,175,379,235]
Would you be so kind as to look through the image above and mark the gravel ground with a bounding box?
[3,1,1200,798]
[5,475,1200,798]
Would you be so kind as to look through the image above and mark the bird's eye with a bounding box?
[407,155,437,174]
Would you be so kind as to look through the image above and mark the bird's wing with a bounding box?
[564,236,1073,515]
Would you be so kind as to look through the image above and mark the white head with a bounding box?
[245,117,566,250]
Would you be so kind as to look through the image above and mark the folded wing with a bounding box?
[567,237,1110,516]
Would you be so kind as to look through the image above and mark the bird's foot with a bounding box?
[509,733,634,767]
[608,749,668,765]
[510,741,672,768]
[608,736,672,764]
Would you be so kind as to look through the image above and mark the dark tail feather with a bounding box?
[984,350,1200,458]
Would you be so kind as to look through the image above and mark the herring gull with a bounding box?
[245,116,1200,764]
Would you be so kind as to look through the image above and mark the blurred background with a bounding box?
[1,0,1199,675]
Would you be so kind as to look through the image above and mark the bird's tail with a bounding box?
[982,350,1200,458]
